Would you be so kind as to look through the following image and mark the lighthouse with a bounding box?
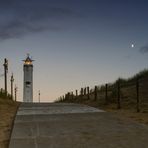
[23,54,34,102]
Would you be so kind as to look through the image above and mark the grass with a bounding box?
[99,103,148,125]
[0,97,20,148]
[56,69,148,125]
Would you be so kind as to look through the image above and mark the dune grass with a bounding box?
[0,97,20,148]
[56,69,148,125]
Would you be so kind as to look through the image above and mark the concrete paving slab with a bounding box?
[9,139,36,148]
[9,103,148,148]
[17,103,103,115]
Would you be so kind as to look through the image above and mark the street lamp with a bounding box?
[3,58,8,95]
[10,73,14,100]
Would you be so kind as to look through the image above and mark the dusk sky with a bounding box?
[0,0,148,102]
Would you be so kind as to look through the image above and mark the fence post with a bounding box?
[60,96,62,101]
[68,92,70,100]
[71,92,74,100]
[84,87,86,96]
[87,87,90,100]
[105,84,108,104]
[65,93,67,100]
[76,90,78,97]
[136,77,140,112]
[94,86,97,101]
[66,93,68,100]
[66,93,69,100]
[117,80,121,109]
[80,88,83,98]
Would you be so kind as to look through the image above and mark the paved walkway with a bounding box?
[9,103,148,148]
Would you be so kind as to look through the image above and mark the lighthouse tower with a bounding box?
[23,54,34,102]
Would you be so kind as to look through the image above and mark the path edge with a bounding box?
[8,102,21,148]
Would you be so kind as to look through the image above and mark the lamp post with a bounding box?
[38,90,40,103]
[14,85,18,101]
[3,58,8,96]
[10,73,14,100]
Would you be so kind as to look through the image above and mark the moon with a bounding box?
[131,44,135,48]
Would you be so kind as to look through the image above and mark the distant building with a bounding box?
[23,54,34,102]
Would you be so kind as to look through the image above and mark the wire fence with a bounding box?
[57,75,148,113]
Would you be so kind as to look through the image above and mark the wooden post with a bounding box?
[10,73,14,100]
[80,88,83,99]
[87,87,90,100]
[71,92,74,100]
[65,94,67,100]
[68,92,70,100]
[14,85,17,102]
[60,96,62,101]
[84,87,86,95]
[76,90,78,97]
[38,90,40,103]
[66,93,68,100]
[117,80,121,109]
[81,88,84,96]
[105,84,108,104]
[94,86,97,101]
[3,58,8,96]
[136,77,140,112]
